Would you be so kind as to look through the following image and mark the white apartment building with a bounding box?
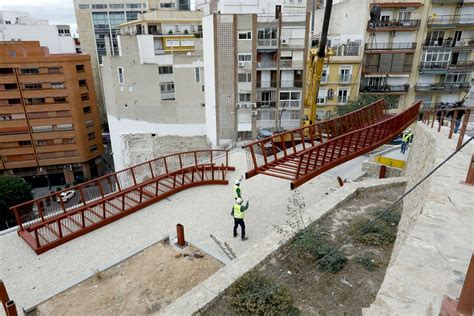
[200,0,309,146]
[0,11,75,54]
[101,10,207,170]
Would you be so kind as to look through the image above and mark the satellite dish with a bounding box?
[370,5,381,23]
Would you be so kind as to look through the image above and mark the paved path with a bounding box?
[0,149,367,311]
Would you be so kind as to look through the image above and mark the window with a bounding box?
[158,66,173,75]
[195,67,201,83]
[109,4,125,8]
[0,115,12,121]
[76,64,85,72]
[32,125,53,133]
[201,85,205,91]
[239,94,251,102]
[321,66,328,83]
[26,98,46,105]
[91,4,107,9]
[54,97,67,103]
[160,2,174,8]
[36,140,49,146]
[79,79,87,87]
[85,120,94,127]
[339,66,351,82]
[56,124,73,131]
[51,82,64,89]
[279,91,301,108]
[238,53,252,62]
[126,3,141,8]
[48,67,61,74]
[117,67,124,84]
[79,4,90,9]
[83,106,91,114]
[257,28,277,40]
[24,83,42,90]
[62,138,75,144]
[20,68,39,75]
[338,89,349,104]
[88,132,96,140]
[89,145,98,153]
[238,31,252,40]
[160,82,175,100]
[56,111,70,117]
[238,73,252,83]
[81,93,89,101]
[399,11,411,21]
[165,39,180,47]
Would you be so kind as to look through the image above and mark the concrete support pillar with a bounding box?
[63,168,74,184]
[83,163,92,180]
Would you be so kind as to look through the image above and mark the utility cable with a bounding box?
[200,135,473,302]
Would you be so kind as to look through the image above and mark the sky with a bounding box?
[0,0,78,35]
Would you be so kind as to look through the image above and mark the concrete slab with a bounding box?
[0,149,366,312]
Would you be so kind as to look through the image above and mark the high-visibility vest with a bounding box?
[233,204,244,219]
[402,132,411,143]
[234,185,240,199]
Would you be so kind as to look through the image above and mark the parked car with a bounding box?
[256,129,274,140]
[56,190,75,203]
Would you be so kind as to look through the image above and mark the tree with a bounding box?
[0,176,33,229]
[336,93,399,116]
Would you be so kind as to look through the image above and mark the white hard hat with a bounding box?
[235,179,241,185]
[408,128,412,132]
[236,198,243,204]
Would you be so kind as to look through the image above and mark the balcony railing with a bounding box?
[257,39,278,48]
[331,44,361,57]
[256,101,277,108]
[424,38,474,49]
[280,80,303,89]
[337,96,348,104]
[257,61,277,68]
[368,19,420,30]
[427,14,474,26]
[360,84,409,93]
[415,82,471,92]
[419,61,474,71]
[279,60,304,68]
[365,42,416,50]
[280,100,301,108]
[257,81,277,89]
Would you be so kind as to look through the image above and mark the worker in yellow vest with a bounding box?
[232,198,249,241]
[401,128,413,154]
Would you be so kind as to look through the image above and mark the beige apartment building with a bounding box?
[200,0,309,146]
[101,10,207,170]
[0,41,104,186]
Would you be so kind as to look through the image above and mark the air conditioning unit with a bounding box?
[238,61,245,68]
[236,103,243,108]
[250,103,257,109]
[281,38,289,45]
[251,110,258,116]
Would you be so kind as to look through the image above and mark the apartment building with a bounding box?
[415,0,474,109]
[201,0,309,146]
[0,11,76,54]
[312,0,369,119]
[0,41,104,186]
[360,1,426,110]
[73,0,148,120]
[102,10,206,170]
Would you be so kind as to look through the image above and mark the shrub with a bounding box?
[56,187,62,192]
[356,253,378,271]
[294,230,347,273]
[0,176,33,229]
[375,209,401,226]
[228,271,293,315]
[349,217,397,246]
[65,183,71,189]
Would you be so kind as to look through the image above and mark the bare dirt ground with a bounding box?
[202,184,405,316]
[31,242,222,315]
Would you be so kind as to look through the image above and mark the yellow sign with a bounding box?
[374,156,406,169]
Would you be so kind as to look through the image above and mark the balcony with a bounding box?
[415,82,470,92]
[279,60,304,68]
[257,39,278,49]
[279,100,301,109]
[419,61,474,73]
[280,80,303,89]
[360,84,409,94]
[424,38,474,51]
[368,19,420,32]
[257,61,277,69]
[257,81,277,89]
[427,14,474,28]
[365,42,416,51]
[256,101,277,108]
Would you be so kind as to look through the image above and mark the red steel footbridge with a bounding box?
[243,99,421,189]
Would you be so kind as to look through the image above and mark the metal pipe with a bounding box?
[5,300,17,316]
[379,165,387,179]
[0,280,10,312]
[177,223,186,248]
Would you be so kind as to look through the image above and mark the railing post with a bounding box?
[34,229,40,248]
[148,161,154,178]
[464,154,474,186]
[260,142,268,167]
[114,173,121,191]
[225,150,229,168]
[248,145,258,170]
[12,207,23,230]
[457,254,474,314]
[81,210,85,228]
[96,180,105,198]
[5,300,17,316]
[57,219,63,238]
[130,167,138,186]
[178,154,183,169]
[194,151,198,167]
[0,280,10,312]
[78,187,87,206]
[448,110,457,139]
[456,109,470,150]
